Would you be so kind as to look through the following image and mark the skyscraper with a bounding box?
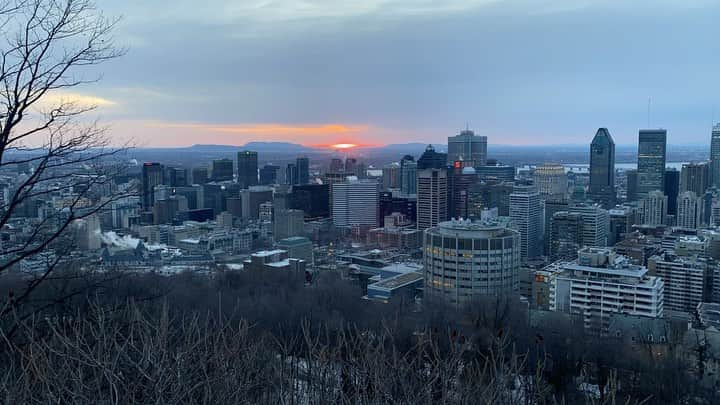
[447,129,488,167]
[448,164,478,219]
[637,129,667,196]
[680,162,709,196]
[331,180,380,228]
[211,159,234,182]
[142,163,164,210]
[625,169,638,202]
[417,145,447,170]
[588,128,616,208]
[400,155,417,195]
[676,191,704,229]
[533,163,567,199]
[665,169,680,216]
[568,204,609,248]
[191,166,209,185]
[549,211,583,261]
[476,160,515,183]
[638,190,667,226]
[382,163,401,190]
[417,167,448,230]
[711,124,720,187]
[259,164,280,185]
[286,163,298,185]
[509,185,542,261]
[296,156,310,185]
[237,150,258,188]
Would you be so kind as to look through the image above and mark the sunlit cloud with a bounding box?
[35,91,117,110]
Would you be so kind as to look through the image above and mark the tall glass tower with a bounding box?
[447,129,488,168]
[637,129,667,196]
[588,128,616,208]
[710,124,720,187]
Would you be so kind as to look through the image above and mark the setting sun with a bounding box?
[331,143,358,149]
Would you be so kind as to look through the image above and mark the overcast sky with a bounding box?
[73,0,720,147]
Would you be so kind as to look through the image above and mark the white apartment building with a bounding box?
[550,247,664,332]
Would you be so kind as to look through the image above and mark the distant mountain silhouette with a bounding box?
[187,142,315,153]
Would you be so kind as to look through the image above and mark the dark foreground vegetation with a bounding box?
[0,268,715,404]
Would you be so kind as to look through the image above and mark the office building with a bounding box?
[476,160,515,183]
[417,168,448,230]
[568,204,609,248]
[379,192,417,224]
[510,185,542,260]
[259,164,280,185]
[676,191,704,229]
[417,145,447,170]
[296,156,310,185]
[400,155,417,195]
[588,128,616,208]
[711,124,720,187]
[533,162,567,199]
[544,197,570,255]
[237,150,258,188]
[332,180,380,228]
[448,164,478,219]
[638,190,667,226]
[664,169,680,216]
[164,167,188,187]
[142,162,164,210]
[259,201,273,222]
[467,181,514,218]
[273,209,305,240]
[191,166,209,185]
[424,218,520,305]
[211,159,234,182]
[549,211,583,261]
[447,129,488,167]
[680,162,709,196]
[550,248,664,332]
[625,169,638,202]
[637,129,667,195]
[329,158,344,173]
[382,163,401,190]
[608,206,634,246]
[285,163,298,185]
[290,184,330,219]
[240,186,273,219]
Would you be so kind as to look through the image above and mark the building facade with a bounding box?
[447,129,488,168]
[424,218,520,305]
[588,128,616,208]
[637,129,667,196]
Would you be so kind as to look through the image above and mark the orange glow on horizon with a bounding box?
[332,143,358,149]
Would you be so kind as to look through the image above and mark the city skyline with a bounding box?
[40,0,720,147]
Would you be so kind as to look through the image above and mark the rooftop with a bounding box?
[253,249,286,258]
[370,271,424,291]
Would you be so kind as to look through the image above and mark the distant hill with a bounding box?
[187,142,316,153]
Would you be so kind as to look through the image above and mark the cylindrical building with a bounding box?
[424,219,520,305]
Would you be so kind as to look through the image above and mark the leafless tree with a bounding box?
[0,0,127,321]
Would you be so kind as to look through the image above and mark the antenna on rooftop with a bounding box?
[647,97,651,128]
